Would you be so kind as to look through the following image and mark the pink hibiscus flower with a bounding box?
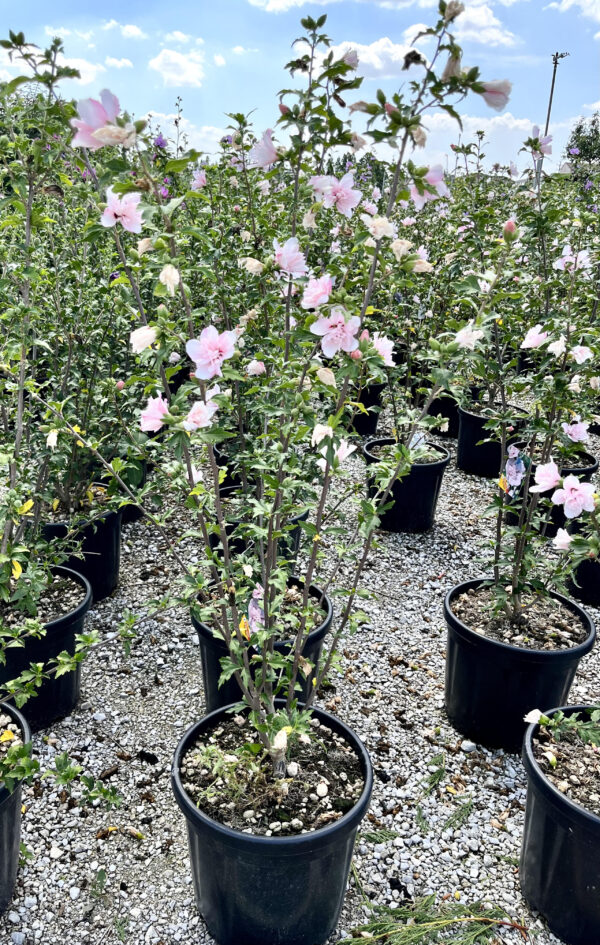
[184,386,220,431]
[301,274,333,310]
[552,475,596,519]
[310,172,362,218]
[273,237,307,277]
[140,395,169,433]
[101,188,144,234]
[529,460,561,494]
[248,129,278,169]
[310,306,360,358]
[70,89,120,150]
[521,324,548,349]
[186,327,237,380]
[372,333,395,367]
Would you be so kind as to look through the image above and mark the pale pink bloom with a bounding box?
[247,359,266,376]
[413,257,434,273]
[552,475,596,519]
[186,326,237,380]
[410,165,450,211]
[257,179,271,196]
[310,172,361,218]
[140,395,169,433]
[351,132,367,152]
[562,418,589,443]
[401,217,417,226]
[312,424,333,447]
[184,394,219,431]
[361,200,377,216]
[191,168,207,190]
[169,351,181,364]
[301,274,333,310]
[362,215,395,240]
[330,240,341,254]
[130,325,157,353]
[92,123,136,148]
[159,264,180,296]
[390,238,413,261]
[372,333,395,367]
[553,245,592,272]
[590,376,600,390]
[455,323,484,350]
[548,335,567,358]
[531,125,552,157]
[571,345,593,364]
[310,306,360,358]
[553,528,573,551]
[342,48,359,69]
[479,79,512,112]
[509,161,519,178]
[529,460,561,494]
[248,129,278,169]
[521,324,548,349]
[70,89,120,150]
[101,187,143,233]
[302,210,317,230]
[273,237,307,277]
[503,219,517,239]
[569,374,582,394]
[316,439,356,472]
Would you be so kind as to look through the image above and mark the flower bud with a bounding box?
[116,380,125,391]
[503,219,518,241]
[350,350,362,360]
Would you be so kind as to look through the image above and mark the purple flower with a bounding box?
[109,270,120,282]
[569,147,580,155]
[585,179,593,191]
[160,186,169,198]
[154,133,167,149]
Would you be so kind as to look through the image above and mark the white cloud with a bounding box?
[454,2,519,47]
[146,111,227,154]
[148,48,205,87]
[232,45,259,54]
[45,26,71,37]
[103,20,148,39]
[214,54,227,66]
[165,30,192,43]
[76,30,94,41]
[56,54,106,85]
[105,56,133,69]
[546,0,600,22]
[328,37,426,78]
[401,23,433,45]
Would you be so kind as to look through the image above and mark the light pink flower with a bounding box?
[548,335,566,358]
[130,325,157,353]
[553,245,592,272]
[140,395,169,433]
[343,48,359,69]
[186,327,237,380]
[521,324,548,349]
[455,323,484,350]
[70,89,120,150]
[479,79,512,112]
[273,237,307,277]
[310,306,360,358]
[410,165,450,211]
[562,418,589,443]
[552,475,596,519]
[401,217,417,226]
[529,461,561,494]
[316,438,356,472]
[191,168,207,190]
[184,391,220,431]
[531,125,552,157]
[101,187,143,233]
[247,359,266,376]
[301,274,333,310]
[248,129,278,169]
[372,333,395,367]
[571,345,593,364]
[257,179,271,196]
[553,529,573,551]
[310,172,362,218]
[361,200,377,216]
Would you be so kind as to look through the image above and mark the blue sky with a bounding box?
[1,0,598,171]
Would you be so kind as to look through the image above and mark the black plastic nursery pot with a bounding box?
[363,438,450,533]
[207,489,308,562]
[0,567,92,732]
[0,703,30,915]
[191,580,333,713]
[456,403,525,478]
[213,444,242,490]
[426,394,459,438]
[520,705,600,945]
[350,382,386,437]
[171,702,373,945]
[569,556,600,608]
[444,579,596,752]
[42,504,122,602]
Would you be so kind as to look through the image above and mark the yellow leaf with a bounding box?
[52,499,60,512]
[365,306,375,315]
[239,616,250,641]
[21,804,26,814]
[11,560,22,580]
[0,730,16,742]
[17,499,33,516]
[445,785,457,795]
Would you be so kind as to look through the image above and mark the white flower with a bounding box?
[547,335,566,358]
[46,430,58,449]
[523,709,543,724]
[390,238,413,262]
[272,729,288,752]
[130,325,157,353]
[590,376,600,391]
[455,323,484,350]
[553,529,573,552]
[342,48,359,69]
[316,367,337,388]
[351,133,367,152]
[411,125,427,148]
[242,564,253,577]
[239,257,264,275]
[312,424,333,447]
[246,359,266,376]
[568,374,582,393]
[159,264,180,297]
[413,258,434,273]
[241,230,252,243]
[362,215,395,240]
[444,1,465,23]
[302,210,317,230]
[91,123,136,148]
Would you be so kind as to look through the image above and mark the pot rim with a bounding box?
[362,437,450,469]
[191,577,333,648]
[523,703,600,833]
[46,566,93,630]
[458,401,527,421]
[0,701,32,805]
[512,442,598,476]
[444,577,596,661]
[171,701,373,849]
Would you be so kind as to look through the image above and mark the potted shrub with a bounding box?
[520,705,600,945]
[0,703,34,915]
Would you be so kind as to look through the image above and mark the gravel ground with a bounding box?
[1,427,598,945]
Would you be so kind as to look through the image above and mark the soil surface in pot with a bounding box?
[198,584,324,637]
[369,444,441,465]
[533,722,600,817]
[180,714,363,835]
[0,574,86,629]
[452,586,588,650]
[0,711,25,759]
[46,483,111,522]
